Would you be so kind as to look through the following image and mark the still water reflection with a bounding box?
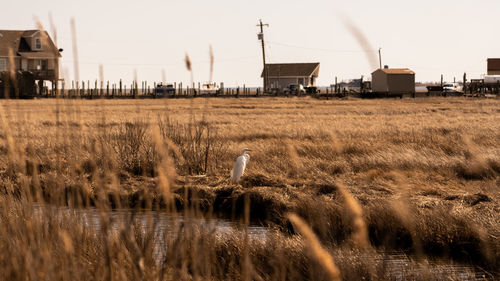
[33,205,490,280]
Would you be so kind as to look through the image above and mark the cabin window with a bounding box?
[0,59,6,71]
[35,38,42,50]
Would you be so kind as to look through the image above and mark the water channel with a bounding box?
[33,205,492,280]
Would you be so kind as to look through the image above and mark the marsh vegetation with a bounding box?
[0,97,498,280]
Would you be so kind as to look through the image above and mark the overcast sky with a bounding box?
[1,0,498,86]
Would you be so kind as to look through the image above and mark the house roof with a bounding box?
[487,58,500,71]
[373,68,415,75]
[0,30,60,58]
[0,30,24,57]
[261,63,320,77]
[22,30,40,37]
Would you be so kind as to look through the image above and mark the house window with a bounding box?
[0,59,6,71]
[34,60,41,70]
[34,59,48,70]
[35,38,42,50]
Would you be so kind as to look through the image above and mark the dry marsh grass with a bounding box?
[0,97,499,280]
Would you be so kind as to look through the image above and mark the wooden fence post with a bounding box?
[463,73,466,95]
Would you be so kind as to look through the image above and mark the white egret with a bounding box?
[231,148,250,183]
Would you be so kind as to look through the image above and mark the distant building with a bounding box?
[0,29,61,95]
[487,58,500,75]
[371,67,415,95]
[261,63,319,90]
[337,79,362,91]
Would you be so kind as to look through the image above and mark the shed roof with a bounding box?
[0,30,60,57]
[374,68,415,75]
[261,63,320,77]
[487,58,500,71]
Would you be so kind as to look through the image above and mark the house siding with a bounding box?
[267,76,313,90]
[487,58,500,75]
[386,74,415,94]
[261,63,319,91]
[371,70,388,92]
[27,59,56,70]
[268,77,297,89]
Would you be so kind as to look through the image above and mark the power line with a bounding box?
[60,56,258,66]
[265,40,378,53]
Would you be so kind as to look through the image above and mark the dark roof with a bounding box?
[487,58,500,71]
[0,30,24,57]
[373,68,415,75]
[261,63,320,77]
[0,30,60,57]
[22,30,40,37]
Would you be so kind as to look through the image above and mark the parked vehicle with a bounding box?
[484,75,500,84]
[200,83,219,95]
[283,84,305,95]
[154,83,175,95]
[442,83,463,94]
[304,86,320,94]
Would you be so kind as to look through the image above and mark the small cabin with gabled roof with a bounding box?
[261,62,319,91]
[371,66,415,95]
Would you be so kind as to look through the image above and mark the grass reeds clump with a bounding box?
[113,120,157,176]
[158,114,227,175]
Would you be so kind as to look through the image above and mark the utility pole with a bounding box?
[378,48,382,69]
[257,19,269,93]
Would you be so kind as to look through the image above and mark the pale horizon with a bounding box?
[2,0,498,86]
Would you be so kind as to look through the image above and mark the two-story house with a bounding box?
[0,29,61,96]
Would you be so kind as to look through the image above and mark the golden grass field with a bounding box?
[0,97,499,280]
